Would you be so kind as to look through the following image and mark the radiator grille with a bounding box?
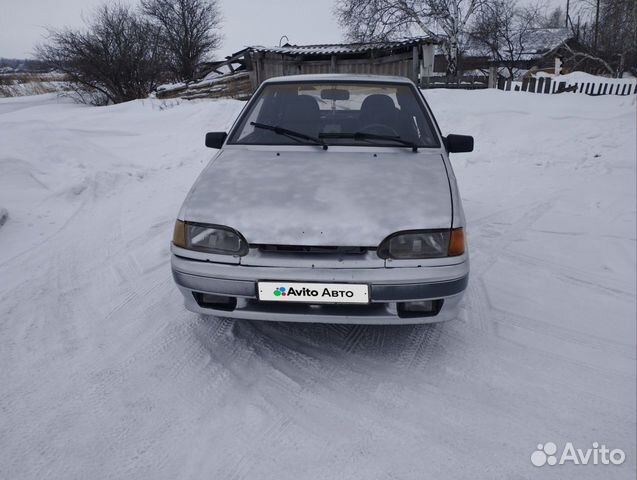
[255,244,369,255]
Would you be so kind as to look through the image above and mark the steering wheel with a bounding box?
[359,123,400,137]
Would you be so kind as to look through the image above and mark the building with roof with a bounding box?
[235,37,438,87]
[157,37,439,100]
[154,30,578,100]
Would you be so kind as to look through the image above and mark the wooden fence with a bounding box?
[497,76,637,95]
[156,71,252,101]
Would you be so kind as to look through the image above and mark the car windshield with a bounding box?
[228,82,440,148]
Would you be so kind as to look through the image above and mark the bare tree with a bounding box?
[36,4,168,104]
[560,41,616,74]
[335,0,487,76]
[569,0,636,76]
[141,0,222,81]
[471,0,543,78]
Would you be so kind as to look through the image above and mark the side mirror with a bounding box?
[445,134,474,153]
[205,131,228,149]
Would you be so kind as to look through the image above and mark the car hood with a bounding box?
[182,149,452,246]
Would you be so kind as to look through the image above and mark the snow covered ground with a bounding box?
[0,90,635,479]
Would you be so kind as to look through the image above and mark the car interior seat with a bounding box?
[359,94,399,130]
[278,94,321,138]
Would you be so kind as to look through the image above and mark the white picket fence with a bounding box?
[498,75,637,96]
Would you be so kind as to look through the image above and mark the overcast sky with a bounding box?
[0,0,343,59]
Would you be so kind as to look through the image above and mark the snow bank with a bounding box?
[0,90,634,479]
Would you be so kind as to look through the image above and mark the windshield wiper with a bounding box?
[319,132,419,152]
[251,122,327,150]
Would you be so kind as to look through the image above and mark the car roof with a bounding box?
[261,73,416,85]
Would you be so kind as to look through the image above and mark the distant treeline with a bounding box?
[0,58,52,73]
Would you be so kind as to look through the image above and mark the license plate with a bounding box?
[258,282,369,304]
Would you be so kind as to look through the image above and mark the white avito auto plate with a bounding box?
[258,282,369,304]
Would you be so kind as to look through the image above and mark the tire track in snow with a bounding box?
[468,197,635,371]
[342,324,368,353]
[174,319,316,480]
[506,249,634,298]
[173,320,423,478]
[395,323,444,370]
[465,198,560,335]
[182,322,414,479]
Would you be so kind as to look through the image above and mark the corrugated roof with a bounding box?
[244,37,438,56]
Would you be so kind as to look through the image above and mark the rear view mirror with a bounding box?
[445,134,474,153]
[321,88,350,101]
[205,131,227,149]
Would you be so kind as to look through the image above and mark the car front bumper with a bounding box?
[171,254,468,325]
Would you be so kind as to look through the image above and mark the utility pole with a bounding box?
[593,0,600,51]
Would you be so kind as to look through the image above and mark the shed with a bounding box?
[242,37,438,88]
[158,37,439,100]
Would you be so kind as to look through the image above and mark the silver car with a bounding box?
[171,74,472,324]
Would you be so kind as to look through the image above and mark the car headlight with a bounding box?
[377,228,465,259]
[173,220,249,256]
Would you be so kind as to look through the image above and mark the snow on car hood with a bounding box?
[182,148,452,246]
